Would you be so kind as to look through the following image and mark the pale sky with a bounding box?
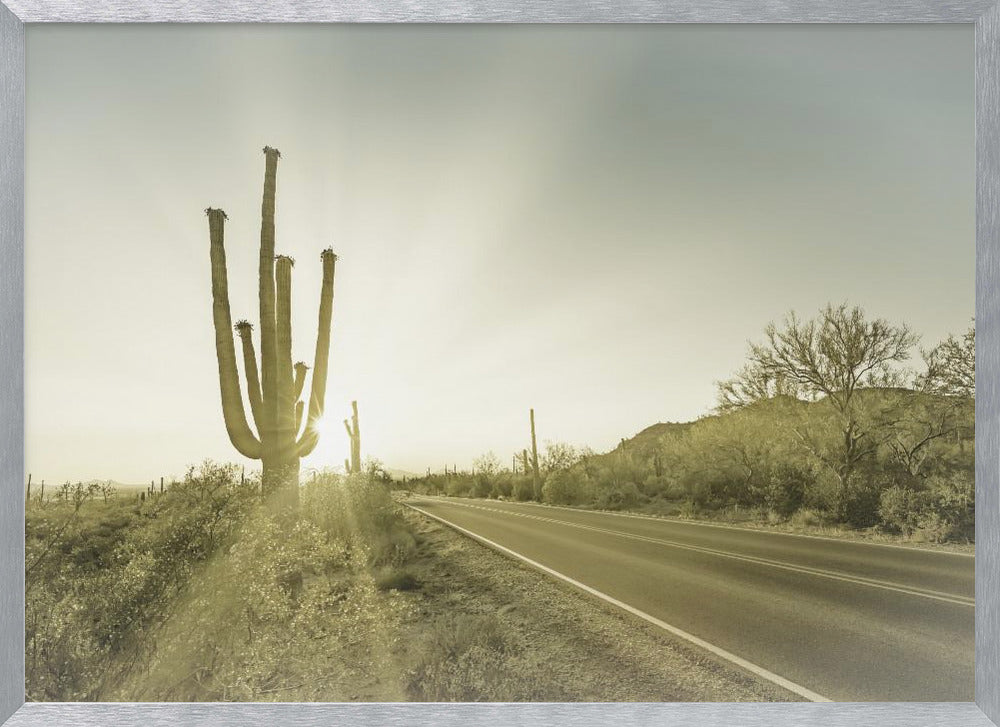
[25,24,974,483]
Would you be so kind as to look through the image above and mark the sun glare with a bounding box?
[307,414,351,471]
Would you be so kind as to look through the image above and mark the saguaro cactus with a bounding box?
[529,409,541,500]
[207,147,336,511]
[342,400,362,474]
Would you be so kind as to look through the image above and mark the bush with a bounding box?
[26,462,260,701]
[470,476,492,499]
[594,481,641,511]
[407,614,551,701]
[512,476,535,502]
[541,470,593,506]
[879,485,925,535]
[109,469,414,701]
[878,472,973,542]
[837,474,883,529]
[302,472,415,566]
[375,567,420,592]
[787,508,824,528]
[445,476,473,498]
[761,464,809,518]
[923,471,974,542]
[677,499,701,519]
[640,475,669,499]
[489,474,513,500]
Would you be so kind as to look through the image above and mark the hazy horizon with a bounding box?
[25,24,973,484]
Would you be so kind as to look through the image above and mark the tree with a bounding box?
[733,303,917,508]
[885,391,969,478]
[716,363,808,412]
[903,323,976,469]
[471,451,502,498]
[541,441,579,472]
[472,451,501,478]
[918,323,974,399]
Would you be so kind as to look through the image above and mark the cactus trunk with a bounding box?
[274,255,299,509]
[259,148,279,474]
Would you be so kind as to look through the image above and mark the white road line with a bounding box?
[478,497,976,558]
[407,503,832,703]
[433,499,974,608]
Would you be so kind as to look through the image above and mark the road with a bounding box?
[406,496,974,702]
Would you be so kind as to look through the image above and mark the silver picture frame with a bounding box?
[1,2,997,725]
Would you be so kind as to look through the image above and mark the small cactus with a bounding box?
[343,400,362,474]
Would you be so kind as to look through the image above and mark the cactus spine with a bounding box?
[207,147,337,511]
[530,409,541,500]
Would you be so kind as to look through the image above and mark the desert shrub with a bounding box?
[922,471,974,542]
[407,614,554,701]
[838,476,883,529]
[594,481,641,511]
[881,472,974,542]
[445,476,473,498]
[302,472,415,567]
[109,470,414,701]
[375,567,420,592]
[760,464,810,518]
[541,470,593,506]
[26,462,260,701]
[512,476,535,502]
[787,508,824,528]
[677,499,701,518]
[470,476,492,499]
[878,485,925,536]
[640,474,669,499]
[489,473,513,500]
[127,508,406,701]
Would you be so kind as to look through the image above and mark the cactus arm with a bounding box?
[259,147,280,453]
[275,255,296,458]
[344,459,351,474]
[295,400,304,435]
[343,419,353,438]
[293,362,308,401]
[207,208,262,459]
[297,249,337,456]
[235,322,264,434]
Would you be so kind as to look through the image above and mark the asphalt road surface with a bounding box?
[406,496,974,702]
